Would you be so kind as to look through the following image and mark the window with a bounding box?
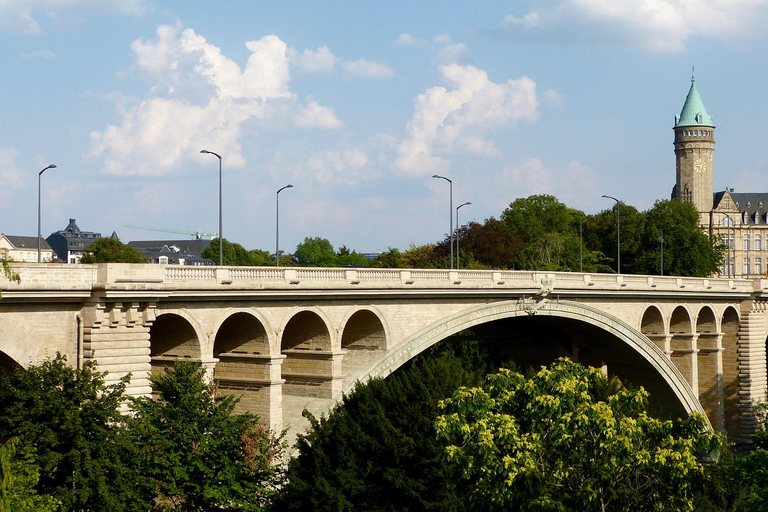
[756,258,762,276]
[724,233,734,250]
[745,258,751,276]
[724,257,734,277]
[721,216,734,227]
[756,235,762,251]
[744,235,751,251]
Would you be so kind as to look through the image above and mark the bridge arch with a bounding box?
[280,308,338,398]
[640,305,666,353]
[0,351,22,377]
[211,310,280,418]
[721,306,741,436]
[340,307,389,351]
[148,312,204,376]
[359,299,706,419]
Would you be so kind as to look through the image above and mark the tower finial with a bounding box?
[692,67,695,84]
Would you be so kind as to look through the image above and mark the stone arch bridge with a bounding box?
[2,263,767,442]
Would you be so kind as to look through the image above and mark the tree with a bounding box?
[293,237,337,267]
[636,200,724,277]
[129,361,284,511]
[336,246,370,267]
[0,438,59,512]
[436,358,720,512]
[80,237,145,263]
[202,238,275,266]
[455,219,522,269]
[370,247,403,268]
[0,261,20,300]
[272,340,516,512]
[0,354,146,511]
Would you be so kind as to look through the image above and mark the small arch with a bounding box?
[281,310,336,399]
[669,306,694,389]
[282,310,332,352]
[0,351,22,380]
[696,307,717,335]
[721,307,741,439]
[149,313,202,376]
[641,306,665,353]
[213,312,270,356]
[341,309,387,351]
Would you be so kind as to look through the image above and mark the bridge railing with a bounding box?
[1,263,760,295]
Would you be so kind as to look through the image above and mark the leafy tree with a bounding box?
[585,202,644,274]
[456,219,522,269]
[370,247,403,268]
[80,237,146,263]
[293,237,337,267]
[272,340,516,512]
[0,354,146,511]
[202,238,275,266]
[636,200,724,277]
[130,361,284,511]
[336,246,370,267]
[402,243,443,268]
[0,438,59,512]
[436,358,720,512]
[0,261,20,300]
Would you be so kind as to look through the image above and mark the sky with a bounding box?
[2,1,768,255]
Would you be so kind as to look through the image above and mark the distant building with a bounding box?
[0,234,54,262]
[128,239,213,265]
[672,73,768,277]
[46,219,102,264]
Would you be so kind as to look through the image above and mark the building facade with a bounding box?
[0,235,54,262]
[45,219,102,264]
[672,73,768,278]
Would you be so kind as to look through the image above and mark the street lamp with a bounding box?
[276,184,293,267]
[456,202,471,270]
[432,174,453,269]
[602,195,621,274]
[200,150,223,266]
[37,164,57,263]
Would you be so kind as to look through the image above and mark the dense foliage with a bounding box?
[436,358,721,512]
[130,362,284,511]
[80,237,146,263]
[0,357,283,511]
[0,354,144,511]
[272,340,516,512]
[202,238,274,266]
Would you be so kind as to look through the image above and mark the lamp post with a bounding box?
[602,195,621,274]
[660,228,664,276]
[723,214,734,278]
[432,174,453,269]
[200,150,223,266]
[276,184,293,266]
[456,202,471,270]
[37,164,57,263]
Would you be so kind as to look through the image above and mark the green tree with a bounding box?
[0,354,146,511]
[436,358,720,512]
[336,246,370,267]
[585,202,645,274]
[293,237,337,267]
[370,247,403,268]
[455,219,522,269]
[0,261,20,300]
[272,340,516,512]
[80,237,146,263]
[202,238,274,266]
[636,200,724,277]
[130,361,284,511]
[0,438,59,512]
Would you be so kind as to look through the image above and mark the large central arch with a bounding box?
[358,299,706,419]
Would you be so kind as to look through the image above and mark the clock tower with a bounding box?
[673,71,715,219]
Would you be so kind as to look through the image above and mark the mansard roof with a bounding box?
[675,71,714,129]
[1,235,51,250]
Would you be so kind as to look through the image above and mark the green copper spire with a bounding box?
[675,69,714,128]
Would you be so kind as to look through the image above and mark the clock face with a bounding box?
[694,159,707,174]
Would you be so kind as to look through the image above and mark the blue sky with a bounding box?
[2,1,768,254]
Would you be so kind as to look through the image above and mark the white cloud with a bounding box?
[395,64,540,176]
[433,33,472,64]
[543,89,564,107]
[395,33,428,47]
[0,148,24,189]
[341,58,394,78]
[20,50,54,59]
[294,100,344,129]
[496,158,599,210]
[500,0,768,52]
[89,25,341,176]
[287,46,337,74]
[280,148,376,186]
[0,0,148,34]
